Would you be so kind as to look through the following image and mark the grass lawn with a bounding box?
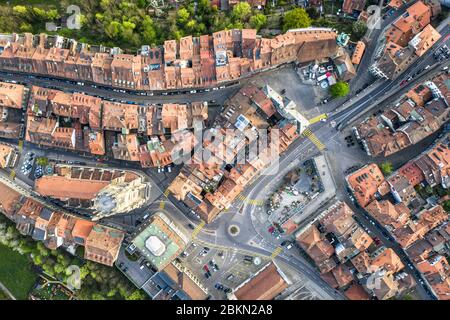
[0,244,38,300]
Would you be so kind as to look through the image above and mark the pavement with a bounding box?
[0,281,16,300]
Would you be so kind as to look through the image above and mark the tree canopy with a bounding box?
[351,21,368,41]
[380,161,393,176]
[330,81,350,98]
[282,8,312,32]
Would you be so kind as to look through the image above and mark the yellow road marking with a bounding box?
[302,128,325,151]
[308,113,328,124]
[192,221,206,238]
[159,190,170,209]
[271,247,283,259]
[237,195,264,206]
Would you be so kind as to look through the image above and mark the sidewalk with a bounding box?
[0,281,16,300]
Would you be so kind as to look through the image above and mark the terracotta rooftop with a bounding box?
[0,82,25,109]
[84,225,124,267]
[345,284,370,300]
[233,263,288,300]
[0,181,21,217]
[347,164,385,207]
[351,41,365,65]
[371,248,405,275]
[35,175,109,200]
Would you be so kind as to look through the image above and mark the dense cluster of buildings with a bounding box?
[296,201,415,300]
[34,165,152,220]
[0,179,124,266]
[0,142,19,169]
[370,0,442,79]
[0,81,206,168]
[0,27,341,91]
[0,82,27,140]
[354,71,449,157]
[346,137,450,299]
[168,85,307,223]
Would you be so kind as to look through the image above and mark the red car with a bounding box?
[268,226,275,233]
[373,237,381,245]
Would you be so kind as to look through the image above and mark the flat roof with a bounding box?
[132,222,180,271]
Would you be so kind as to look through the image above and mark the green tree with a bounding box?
[126,290,146,300]
[177,8,190,25]
[351,21,368,41]
[282,8,311,32]
[249,13,267,30]
[232,2,252,22]
[425,185,434,195]
[306,7,320,20]
[330,81,350,98]
[12,5,28,16]
[141,16,156,44]
[443,200,450,213]
[105,21,122,40]
[380,161,393,175]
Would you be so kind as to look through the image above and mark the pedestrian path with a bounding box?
[271,247,283,259]
[192,221,206,238]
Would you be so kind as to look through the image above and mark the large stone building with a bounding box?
[34,165,152,220]
[128,212,189,271]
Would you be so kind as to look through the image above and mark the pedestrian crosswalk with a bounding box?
[159,190,170,209]
[271,247,283,259]
[238,194,264,206]
[192,221,206,238]
[302,128,325,151]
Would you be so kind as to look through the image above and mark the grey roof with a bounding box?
[39,208,53,221]
[32,228,46,241]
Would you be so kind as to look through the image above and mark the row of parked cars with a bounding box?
[434,45,449,61]
[20,152,35,176]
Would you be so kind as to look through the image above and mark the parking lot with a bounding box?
[249,66,326,119]
[179,240,271,299]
